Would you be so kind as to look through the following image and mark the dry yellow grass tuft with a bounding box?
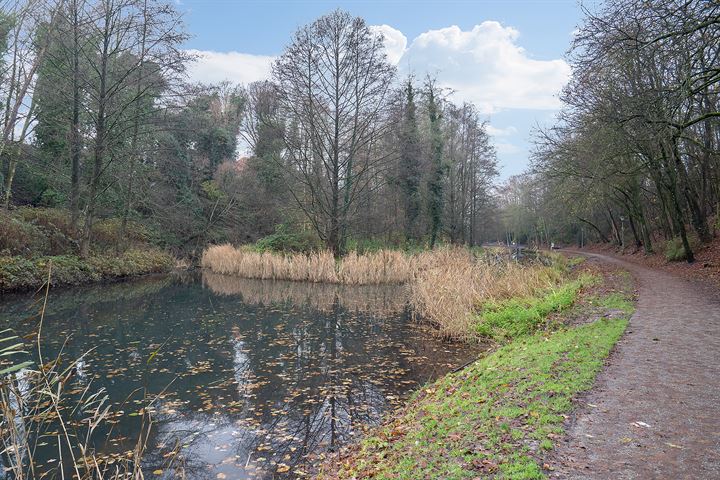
[409,249,564,340]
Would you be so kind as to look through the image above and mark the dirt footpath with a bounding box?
[550,253,720,479]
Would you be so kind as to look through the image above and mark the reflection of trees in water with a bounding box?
[0,275,483,479]
[202,272,408,315]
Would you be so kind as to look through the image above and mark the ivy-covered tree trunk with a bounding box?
[426,78,444,249]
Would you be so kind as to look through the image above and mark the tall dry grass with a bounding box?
[410,249,564,340]
[201,244,433,285]
[202,244,567,340]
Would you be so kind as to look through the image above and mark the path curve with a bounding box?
[551,252,720,479]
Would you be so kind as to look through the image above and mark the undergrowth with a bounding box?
[0,249,174,291]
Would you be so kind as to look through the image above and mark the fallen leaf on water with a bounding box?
[152,470,163,475]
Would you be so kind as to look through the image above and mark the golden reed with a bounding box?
[201,245,564,339]
[201,244,435,285]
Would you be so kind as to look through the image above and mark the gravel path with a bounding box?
[550,252,720,479]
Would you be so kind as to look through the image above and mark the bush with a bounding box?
[0,211,48,256]
[255,225,322,254]
[90,249,174,277]
[16,207,73,237]
[664,235,699,261]
[0,256,42,290]
[92,218,151,247]
[42,255,100,286]
[15,207,77,255]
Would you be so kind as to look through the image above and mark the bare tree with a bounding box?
[272,9,395,255]
[79,0,187,255]
[0,0,62,208]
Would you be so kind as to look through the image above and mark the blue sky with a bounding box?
[177,0,584,179]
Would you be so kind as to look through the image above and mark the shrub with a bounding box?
[38,188,66,207]
[255,225,322,254]
[0,256,42,290]
[0,211,48,256]
[42,255,100,286]
[15,207,76,255]
[92,218,151,247]
[90,249,175,277]
[16,207,73,237]
[664,235,699,261]
[0,249,174,291]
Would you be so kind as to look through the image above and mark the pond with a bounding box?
[0,272,484,479]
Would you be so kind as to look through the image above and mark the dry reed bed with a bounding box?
[410,249,564,340]
[202,244,564,339]
[201,244,436,285]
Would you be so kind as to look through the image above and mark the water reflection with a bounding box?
[0,273,483,479]
[202,271,409,314]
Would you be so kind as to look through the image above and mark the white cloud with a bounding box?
[486,125,518,137]
[370,24,407,65]
[399,22,570,113]
[185,49,274,85]
[184,21,569,116]
[494,142,524,155]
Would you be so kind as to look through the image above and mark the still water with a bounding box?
[0,272,483,479]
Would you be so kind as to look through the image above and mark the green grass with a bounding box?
[588,292,635,314]
[476,274,596,340]
[331,315,630,480]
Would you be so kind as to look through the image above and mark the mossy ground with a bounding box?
[0,249,174,291]
[320,261,635,479]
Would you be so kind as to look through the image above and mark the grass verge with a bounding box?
[321,263,635,479]
[476,273,595,340]
[327,318,628,480]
